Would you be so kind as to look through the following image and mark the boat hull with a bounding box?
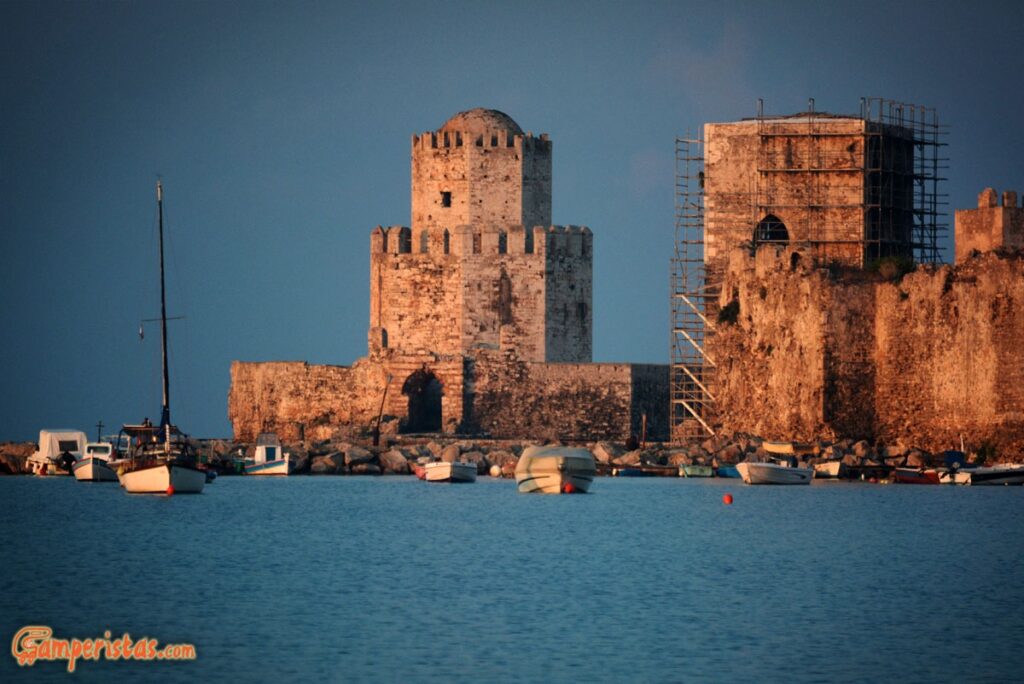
[424,461,477,483]
[813,461,845,479]
[27,457,72,476]
[73,458,118,482]
[516,446,596,494]
[120,462,206,493]
[715,465,741,478]
[965,466,1024,486]
[737,462,814,485]
[893,468,940,485]
[245,458,291,476]
[680,464,713,478]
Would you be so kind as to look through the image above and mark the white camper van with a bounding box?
[27,429,87,476]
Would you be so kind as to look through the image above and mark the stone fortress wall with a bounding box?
[709,187,1024,456]
[229,109,667,442]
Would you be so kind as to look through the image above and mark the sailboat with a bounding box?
[118,181,205,494]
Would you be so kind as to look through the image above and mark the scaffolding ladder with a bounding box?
[670,134,716,439]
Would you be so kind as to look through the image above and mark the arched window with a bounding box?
[754,214,789,244]
[497,231,507,254]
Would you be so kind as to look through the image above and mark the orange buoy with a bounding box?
[562,482,576,494]
[723,493,733,505]
[166,485,175,496]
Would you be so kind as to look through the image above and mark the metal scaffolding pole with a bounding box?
[671,134,716,440]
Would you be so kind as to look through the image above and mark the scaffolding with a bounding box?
[670,135,716,439]
[753,97,947,265]
[669,98,947,442]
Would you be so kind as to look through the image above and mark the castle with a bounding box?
[229,109,668,442]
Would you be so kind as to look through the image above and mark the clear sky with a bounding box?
[2,0,1022,441]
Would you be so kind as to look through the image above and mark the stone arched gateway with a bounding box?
[401,369,443,433]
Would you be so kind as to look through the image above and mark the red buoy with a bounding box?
[723,493,733,505]
[166,485,175,496]
[562,482,576,494]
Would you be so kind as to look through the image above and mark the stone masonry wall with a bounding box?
[710,247,1024,456]
[467,351,668,441]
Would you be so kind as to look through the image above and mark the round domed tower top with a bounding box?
[440,108,523,136]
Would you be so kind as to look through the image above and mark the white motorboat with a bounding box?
[515,446,596,494]
[423,461,477,483]
[245,432,291,476]
[118,181,204,495]
[737,461,814,485]
[27,429,87,476]
[953,464,1024,486]
[73,442,118,482]
[812,460,844,479]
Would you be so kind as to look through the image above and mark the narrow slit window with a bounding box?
[498,231,507,254]
[441,191,451,208]
[443,229,450,254]
[472,233,482,254]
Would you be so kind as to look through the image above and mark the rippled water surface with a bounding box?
[2,475,1023,682]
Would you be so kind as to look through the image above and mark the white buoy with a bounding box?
[489,464,502,478]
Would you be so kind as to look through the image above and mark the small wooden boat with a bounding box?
[679,464,713,477]
[423,461,477,483]
[763,441,816,456]
[516,446,595,494]
[245,432,291,476]
[893,467,940,485]
[812,461,845,479]
[73,442,118,482]
[736,461,814,485]
[715,464,741,478]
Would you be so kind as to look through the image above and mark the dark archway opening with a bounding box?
[754,214,789,244]
[402,369,442,433]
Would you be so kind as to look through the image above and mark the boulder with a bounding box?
[905,449,929,468]
[613,450,642,466]
[425,441,445,458]
[380,449,410,474]
[310,453,343,474]
[351,463,382,475]
[666,450,691,467]
[821,444,845,460]
[852,440,873,459]
[487,450,517,468]
[717,444,744,463]
[841,453,861,467]
[345,446,375,467]
[461,450,490,474]
[440,445,461,463]
[884,456,906,468]
[592,442,623,465]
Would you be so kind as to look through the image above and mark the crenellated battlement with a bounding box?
[955,187,1024,264]
[371,224,591,260]
[411,130,552,153]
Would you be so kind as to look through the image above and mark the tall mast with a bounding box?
[157,180,171,429]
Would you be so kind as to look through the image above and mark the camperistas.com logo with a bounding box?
[12,625,197,673]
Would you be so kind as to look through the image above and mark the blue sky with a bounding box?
[2,0,1022,440]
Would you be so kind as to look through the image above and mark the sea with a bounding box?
[1,475,1022,683]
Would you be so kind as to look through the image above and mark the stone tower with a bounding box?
[369,109,592,363]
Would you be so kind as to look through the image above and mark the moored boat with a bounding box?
[423,461,477,483]
[73,442,118,482]
[27,429,87,476]
[813,460,845,479]
[118,181,203,495]
[893,467,941,485]
[245,432,291,476]
[679,464,713,478]
[515,446,596,494]
[715,464,741,478]
[736,461,814,485]
[960,465,1024,486]
[762,441,816,457]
